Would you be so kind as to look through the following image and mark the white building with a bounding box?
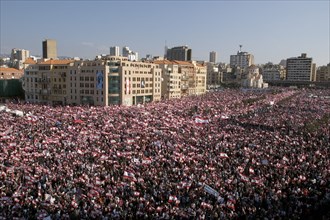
[110,46,120,56]
[262,62,286,82]
[242,65,268,88]
[230,49,254,69]
[122,46,138,61]
[11,48,30,69]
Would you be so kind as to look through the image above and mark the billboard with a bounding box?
[96,71,103,90]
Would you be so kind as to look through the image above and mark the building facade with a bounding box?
[10,48,30,69]
[0,67,24,80]
[286,53,314,81]
[24,60,73,105]
[209,51,217,63]
[230,51,254,69]
[23,56,162,106]
[42,39,57,59]
[110,46,120,56]
[166,46,192,61]
[173,61,206,96]
[206,62,221,86]
[316,64,330,82]
[154,60,181,100]
[122,46,138,61]
[0,67,24,101]
[242,65,268,88]
[262,62,286,82]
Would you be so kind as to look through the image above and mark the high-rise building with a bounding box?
[166,46,192,61]
[316,64,330,82]
[10,48,30,69]
[209,51,217,63]
[230,51,254,69]
[110,46,120,56]
[122,46,138,61]
[42,39,57,59]
[230,46,254,69]
[286,53,315,81]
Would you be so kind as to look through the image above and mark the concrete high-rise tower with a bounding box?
[110,46,120,56]
[209,51,217,63]
[166,46,192,61]
[42,39,57,59]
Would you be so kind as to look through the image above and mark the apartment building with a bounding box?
[110,46,120,56]
[209,51,217,63]
[173,60,206,96]
[230,51,254,69]
[286,53,315,81]
[154,60,181,99]
[166,46,192,61]
[42,39,57,59]
[206,62,221,86]
[10,48,30,69]
[262,62,286,82]
[23,56,162,106]
[24,60,74,105]
[316,64,330,82]
[193,61,207,95]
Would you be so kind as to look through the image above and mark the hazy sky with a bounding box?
[1,0,329,65]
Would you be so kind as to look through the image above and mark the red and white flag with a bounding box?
[195,116,209,124]
[219,153,229,159]
[127,138,134,144]
[123,171,136,181]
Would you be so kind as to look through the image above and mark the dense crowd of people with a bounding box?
[0,88,329,219]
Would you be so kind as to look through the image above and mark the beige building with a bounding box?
[0,67,24,80]
[11,48,30,69]
[42,39,57,59]
[23,56,162,106]
[230,51,254,69]
[206,62,221,86]
[105,56,162,105]
[316,64,330,82]
[153,60,206,99]
[242,65,268,88]
[24,59,73,104]
[173,60,206,96]
[154,60,181,100]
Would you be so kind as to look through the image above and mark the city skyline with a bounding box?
[0,1,329,66]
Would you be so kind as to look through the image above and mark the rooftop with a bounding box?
[39,60,74,65]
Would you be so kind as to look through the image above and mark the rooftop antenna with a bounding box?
[239,44,242,52]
